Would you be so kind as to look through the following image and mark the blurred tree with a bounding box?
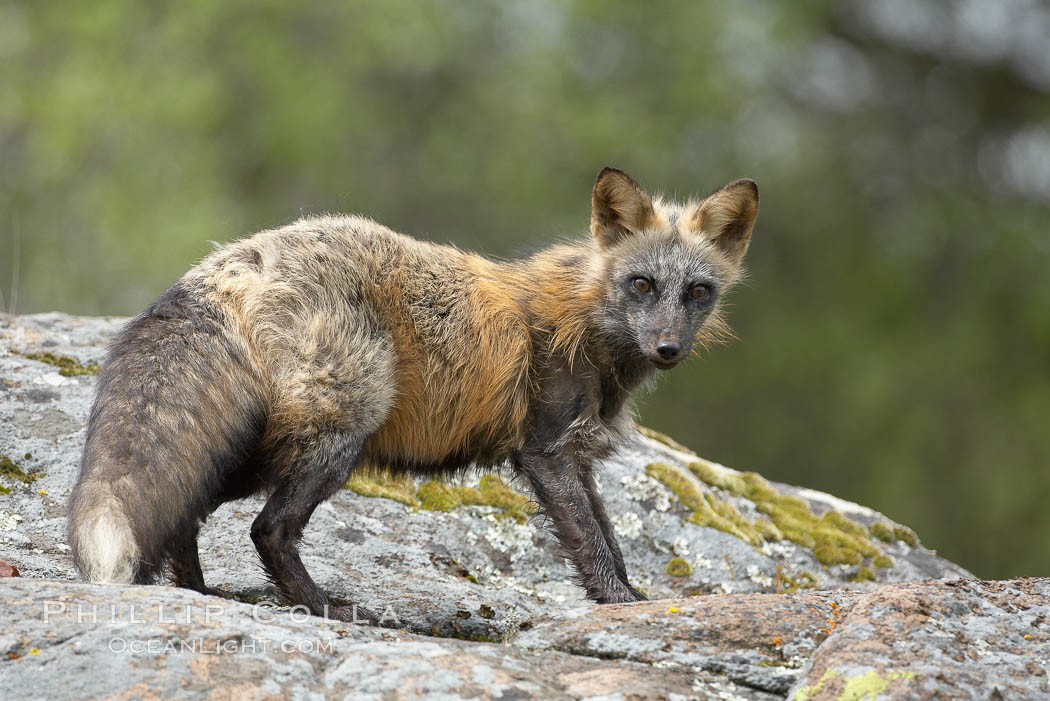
[1,0,1047,578]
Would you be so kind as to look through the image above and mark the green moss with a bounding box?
[753,518,784,542]
[0,484,9,495]
[452,485,486,505]
[869,521,895,542]
[418,474,536,520]
[796,570,818,589]
[489,509,527,524]
[820,511,869,540]
[687,460,748,495]
[814,544,864,566]
[0,455,45,485]
[755,499,818,549]
[666,557,693,577]
[646,462,706,511]
[869,520,918,547]
[872,555,894,569]
[345,470,419,507]
[637,425,696,454]
[16,351,99,376]
[782,569,820,593]
[739,471,782,500]
[848,566,876,582]
[649,462,765,545]
[652,461,893,563]
[347,470,534,521]
[754,496,881,565]
[687,504,754,545]
[672,435,925,570]
[477,473,536,521]
[708,495,764,546]
[417,481,475,511]
[894,525,919,547]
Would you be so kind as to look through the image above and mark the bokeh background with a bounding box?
[1,1,1047,579]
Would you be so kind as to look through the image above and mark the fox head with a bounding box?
[590,167,758,370]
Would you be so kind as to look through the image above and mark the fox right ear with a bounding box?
[692,178,759,265]
[590,167,656,249]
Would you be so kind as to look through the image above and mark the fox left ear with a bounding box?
[591,167,656,249]
[692,179,759,265]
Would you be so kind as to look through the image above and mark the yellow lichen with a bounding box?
[794,668,841,701]
[799,669,916,701]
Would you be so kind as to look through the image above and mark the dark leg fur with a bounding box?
[250,433,379,625]
[169,526,225,597]
[520,354,645,604]
[581,468,647,600]
[519,446,642,604]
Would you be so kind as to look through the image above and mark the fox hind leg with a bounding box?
[169,525,228,597]
[250,432,379,625]
[246,306,395,623]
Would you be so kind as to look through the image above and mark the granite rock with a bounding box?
[4,313,1042,699]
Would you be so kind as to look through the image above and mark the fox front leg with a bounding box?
[518,443,644,604]
[580,466,647,600]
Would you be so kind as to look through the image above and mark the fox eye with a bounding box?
[631,277,651,293]
[690,284,709,299]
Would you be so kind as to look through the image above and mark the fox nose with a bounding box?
[656,341,681,361]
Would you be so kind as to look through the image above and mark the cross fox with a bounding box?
[68,167,758,621]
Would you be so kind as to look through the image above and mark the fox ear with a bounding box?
[692,178,759,265]
[590,167,656,249]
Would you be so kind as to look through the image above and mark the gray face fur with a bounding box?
[601,231,722,369]
[589,167,757,371]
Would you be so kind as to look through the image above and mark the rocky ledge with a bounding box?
[1,313,1046,699]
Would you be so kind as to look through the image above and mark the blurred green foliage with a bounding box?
[1,1,1048,578]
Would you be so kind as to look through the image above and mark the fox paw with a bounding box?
[328,603,382,626]
[596,586,647,604]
